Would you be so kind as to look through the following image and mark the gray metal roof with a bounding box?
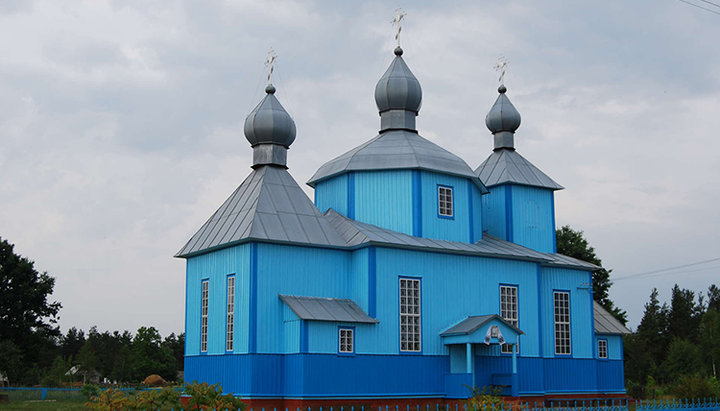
[308,130,487,192]
[594,301,631,335]
[441,314,525,336]
[175,165,346,258]
[475,148,563,190]
[542,252,600,270]
[325,209,593,270]
[279,295,378,323]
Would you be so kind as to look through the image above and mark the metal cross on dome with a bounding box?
[391,8,406,48]
[494,56,509,87]
[265,48,277,84]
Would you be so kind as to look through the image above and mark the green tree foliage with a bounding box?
[130,326,178,382]
[0,237,62,384]
[164,332,185,372]
[662,339,703,382]
[40,356,70,387]
[555,225,627,324]
[700,299,720,378]
[61,327,86,360]
[625,284,720,394]
[668,285,704,342]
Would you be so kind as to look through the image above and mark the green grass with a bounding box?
[0,399,88,410]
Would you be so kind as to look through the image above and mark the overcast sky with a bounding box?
[1,0,719,337]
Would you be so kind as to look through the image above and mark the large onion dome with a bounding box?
[485,85,521,150]
[244,84,297,168]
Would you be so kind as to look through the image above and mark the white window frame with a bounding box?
[553,291,571,355]
[500,285,519,354]
[201,280,209,353]
[598,339,608,359]
[399,277,421,352]
[438,186,454,217]
[338,328,354,353]
[226,275,235,352]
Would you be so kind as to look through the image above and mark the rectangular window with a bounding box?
[500,285,518,354]
[438,186,453,217]
[226,275,235,352]
[400,278,421,352]
[553,291,571,355]
[598,339,608,359]
[338,328,354,353]
[201,280,209,353]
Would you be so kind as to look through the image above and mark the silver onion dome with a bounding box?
[244,84,297,168]
[374,47,422,132]
[244,84,297,147]
[485,85,521,150]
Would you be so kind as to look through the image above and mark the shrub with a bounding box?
[86,388,131,411]
[464,385,507,410]
[135,387,181,410]
[81,383,100,399]
[671,374,715,399]
[184,381,246,411]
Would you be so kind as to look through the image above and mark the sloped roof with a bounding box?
[325,209,594,270]
[542,253,600,270]
[176,166,346,258]
[308,130,487,192]
[279,295,378,323]
[475,148,563,190]
[594,301,631,335]
[440,314,524,336]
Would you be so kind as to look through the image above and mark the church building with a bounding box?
[176,45,630,405]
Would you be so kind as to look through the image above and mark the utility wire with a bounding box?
[697,0,720,9]
[677,0,720,15]
[614,264,720,281]
[612,256,720,280]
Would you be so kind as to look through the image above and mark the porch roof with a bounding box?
[440,315,524,345]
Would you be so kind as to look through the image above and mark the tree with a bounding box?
[130,326,177,382]
[61,327,86,361]
[555,225,627,324]
[0,237,62,383]
[707,284,720,312]
[667,284,703,342]
[164,332,185,372]
[636,288,669,370]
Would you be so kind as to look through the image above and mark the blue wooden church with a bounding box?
[176,46,630,405]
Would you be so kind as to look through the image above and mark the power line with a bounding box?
[677,0,720,15]
[612,256,720,280]
[697,0,720,9]
[614,264,720,281]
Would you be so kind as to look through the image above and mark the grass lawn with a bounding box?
[0,399,89,410]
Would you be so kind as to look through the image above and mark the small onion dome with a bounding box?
[244,84,297,148]
[485,85,521,134]
[374,47,422,114]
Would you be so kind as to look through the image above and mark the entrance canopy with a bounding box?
[440,314,524,345]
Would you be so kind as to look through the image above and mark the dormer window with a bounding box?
[438,186,453,217]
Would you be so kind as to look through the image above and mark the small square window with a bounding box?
[438,186,453,217]
[598,339,608,359]
[339,328,354,353]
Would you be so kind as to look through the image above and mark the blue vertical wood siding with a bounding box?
[597,334,623,360]
[420,171,475,243]
[186,244,251,355]
[539,267,594,359]
[313,174,348,215]
[255,243,351,353]
[374,247,539,355]
[509,185,555,253]
[353,170,414,235]
[482,185,508,240]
